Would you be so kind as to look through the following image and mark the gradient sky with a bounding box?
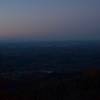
[0,0,100,40]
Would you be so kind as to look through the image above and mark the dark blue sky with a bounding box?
[0,0,100,40]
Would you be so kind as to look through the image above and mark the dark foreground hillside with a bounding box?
[0,68,100,100]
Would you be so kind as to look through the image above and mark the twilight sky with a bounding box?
[0,0,100,40]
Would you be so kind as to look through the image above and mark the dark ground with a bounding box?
[0,41,100,99]
[0,69,100,100]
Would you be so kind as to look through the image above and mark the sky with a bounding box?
[0,0,100,40]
